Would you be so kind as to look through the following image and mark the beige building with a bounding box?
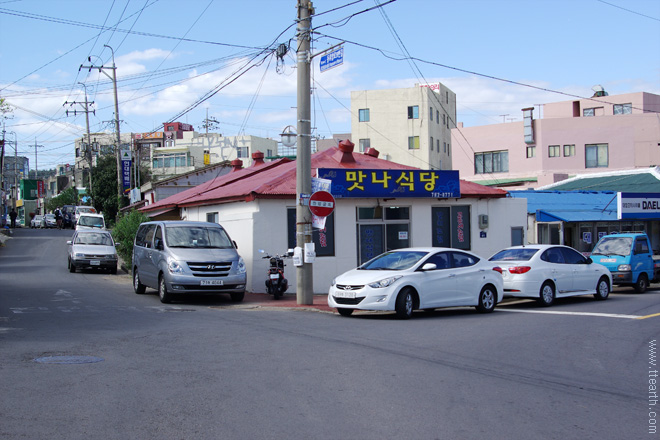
[351,84,456,170]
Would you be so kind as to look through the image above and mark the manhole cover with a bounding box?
[34,355,104,364]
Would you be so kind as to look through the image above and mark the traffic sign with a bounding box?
[308,190,335,217]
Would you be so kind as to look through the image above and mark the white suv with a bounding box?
[75,213,106,231]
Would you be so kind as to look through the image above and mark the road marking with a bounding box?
[637,312,660,320]
[497,308,642,320]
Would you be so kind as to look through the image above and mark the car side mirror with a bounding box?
[421,263,437,271]
[585,257,593,264]
[66,240,72,245]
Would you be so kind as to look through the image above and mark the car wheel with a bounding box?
[337,308,354,317]
[68,258,76,273]
[634,273,648,293]
[594,276,610,300]
[158,275,173,304]
[395,288,414,319]
[538,281,555,307]
[133,268,146,294]
[476,285,497,313]
[230,292,245,302]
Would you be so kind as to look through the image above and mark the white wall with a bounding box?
[182,196,527,294]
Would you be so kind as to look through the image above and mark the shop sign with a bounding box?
[617,192,660,219]
[318,168,460,198]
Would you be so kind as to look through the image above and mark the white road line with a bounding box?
[497,308,641,319]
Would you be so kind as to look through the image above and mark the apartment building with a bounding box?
[351,84,456,170]
[451,91,660,189]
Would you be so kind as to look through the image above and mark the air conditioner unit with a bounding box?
[478,214,489,229]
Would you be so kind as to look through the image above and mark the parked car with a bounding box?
[132,221,247,304]
[488,245,612,306]
[67,230,118,274]
[75,213,106,231]
[328,247,503,319]
[43,213,57,228]
[591,232,658,292]
[74,206,97,225]
[30,215,44,228]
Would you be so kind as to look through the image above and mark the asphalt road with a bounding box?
[1,227,658,440]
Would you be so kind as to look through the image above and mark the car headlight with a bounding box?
[618,264,632,271]
[237,257,246,274]
[167,258,185,274]
[368,276,402,289]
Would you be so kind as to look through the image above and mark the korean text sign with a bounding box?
[317,168,460,198]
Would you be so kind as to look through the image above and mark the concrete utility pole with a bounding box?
[65,83,96,197]
[80,44,122,200]
[33,139,43,179]
[296,0,314,305]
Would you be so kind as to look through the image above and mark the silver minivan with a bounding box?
[132,221,247,303]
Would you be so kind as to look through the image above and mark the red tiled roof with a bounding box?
[140,147,506,212]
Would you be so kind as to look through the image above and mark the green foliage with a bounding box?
[46,187,78,212]
[0,97,12,116]
[91,154,119,225]
[112,209,150,268]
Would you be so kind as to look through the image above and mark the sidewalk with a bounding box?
[240,291,334,314]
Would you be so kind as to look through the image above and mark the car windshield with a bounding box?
[489,248,539,261]
[75,233,113,246]
[165,226,233,249]
[359,251,428,270]
[79,216,104,228]
[591,237,632,256]
[77,207,96,214]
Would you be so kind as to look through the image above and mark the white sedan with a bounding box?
[488,245,612,306]
[328,247,503,319]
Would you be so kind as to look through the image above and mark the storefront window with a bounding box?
[431,206,471,250]
[287,209,335,257]
[356,206,410,264]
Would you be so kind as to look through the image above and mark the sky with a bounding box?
[1,0,659,171]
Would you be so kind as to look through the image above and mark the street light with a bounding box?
[280,125,297,148]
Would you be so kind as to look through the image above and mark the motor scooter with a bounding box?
[259,249,292,300]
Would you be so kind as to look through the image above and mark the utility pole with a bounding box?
[296,0,314,305]
[64,83,96,197]
[80,44,122,202]
[33,139,43,179]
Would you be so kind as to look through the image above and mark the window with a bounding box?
[614,103,632,115]
[585,143,608,168]
[408,136,420,150]
[152,152,190,169]
[430,107,434,121]
[436,110,440,124]
[357,206,410,264]
[583,108,595,117]
[430,137,434,151]
[526,146,536,158]
[288,209,335,257]
[563,144,575,157]
[266,149,273,157]
[548,145,560,157]
[237,147,248,158]
[475,150,509,174]
[437,139,440,153]
[443,114,445,125]
[407,105,419,119]
[206,212,218,223]
[359,108,370,122]
[358,138,370,152]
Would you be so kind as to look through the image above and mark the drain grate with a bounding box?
[34,355,104,364]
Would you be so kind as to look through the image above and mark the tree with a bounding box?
[90,154,121,226]
[112,209,150,268]
[0,97,12,117]
[46,187,78,212]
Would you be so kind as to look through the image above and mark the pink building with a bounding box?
[451,91,660,189]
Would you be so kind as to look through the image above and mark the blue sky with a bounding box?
[1,0,658,170]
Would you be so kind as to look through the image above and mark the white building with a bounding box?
[351,84,456,170]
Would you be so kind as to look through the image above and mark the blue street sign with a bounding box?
[319,47,344,72]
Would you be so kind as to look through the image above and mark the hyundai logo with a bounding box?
[207,265,216,270]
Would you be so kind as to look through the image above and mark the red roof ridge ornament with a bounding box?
[334,139,356,163]
[364,147,379,158]
[252,151,265,166]
[231,159,243,172]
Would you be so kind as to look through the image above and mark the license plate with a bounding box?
[90,260,100,266]
[269,274,279,280]
[201,280,224,286]
[334,290,356,299]
[600,258,616,263]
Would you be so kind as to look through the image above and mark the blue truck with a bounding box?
[591,233,659,292]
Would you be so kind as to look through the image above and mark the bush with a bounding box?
[112,209,150,269]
